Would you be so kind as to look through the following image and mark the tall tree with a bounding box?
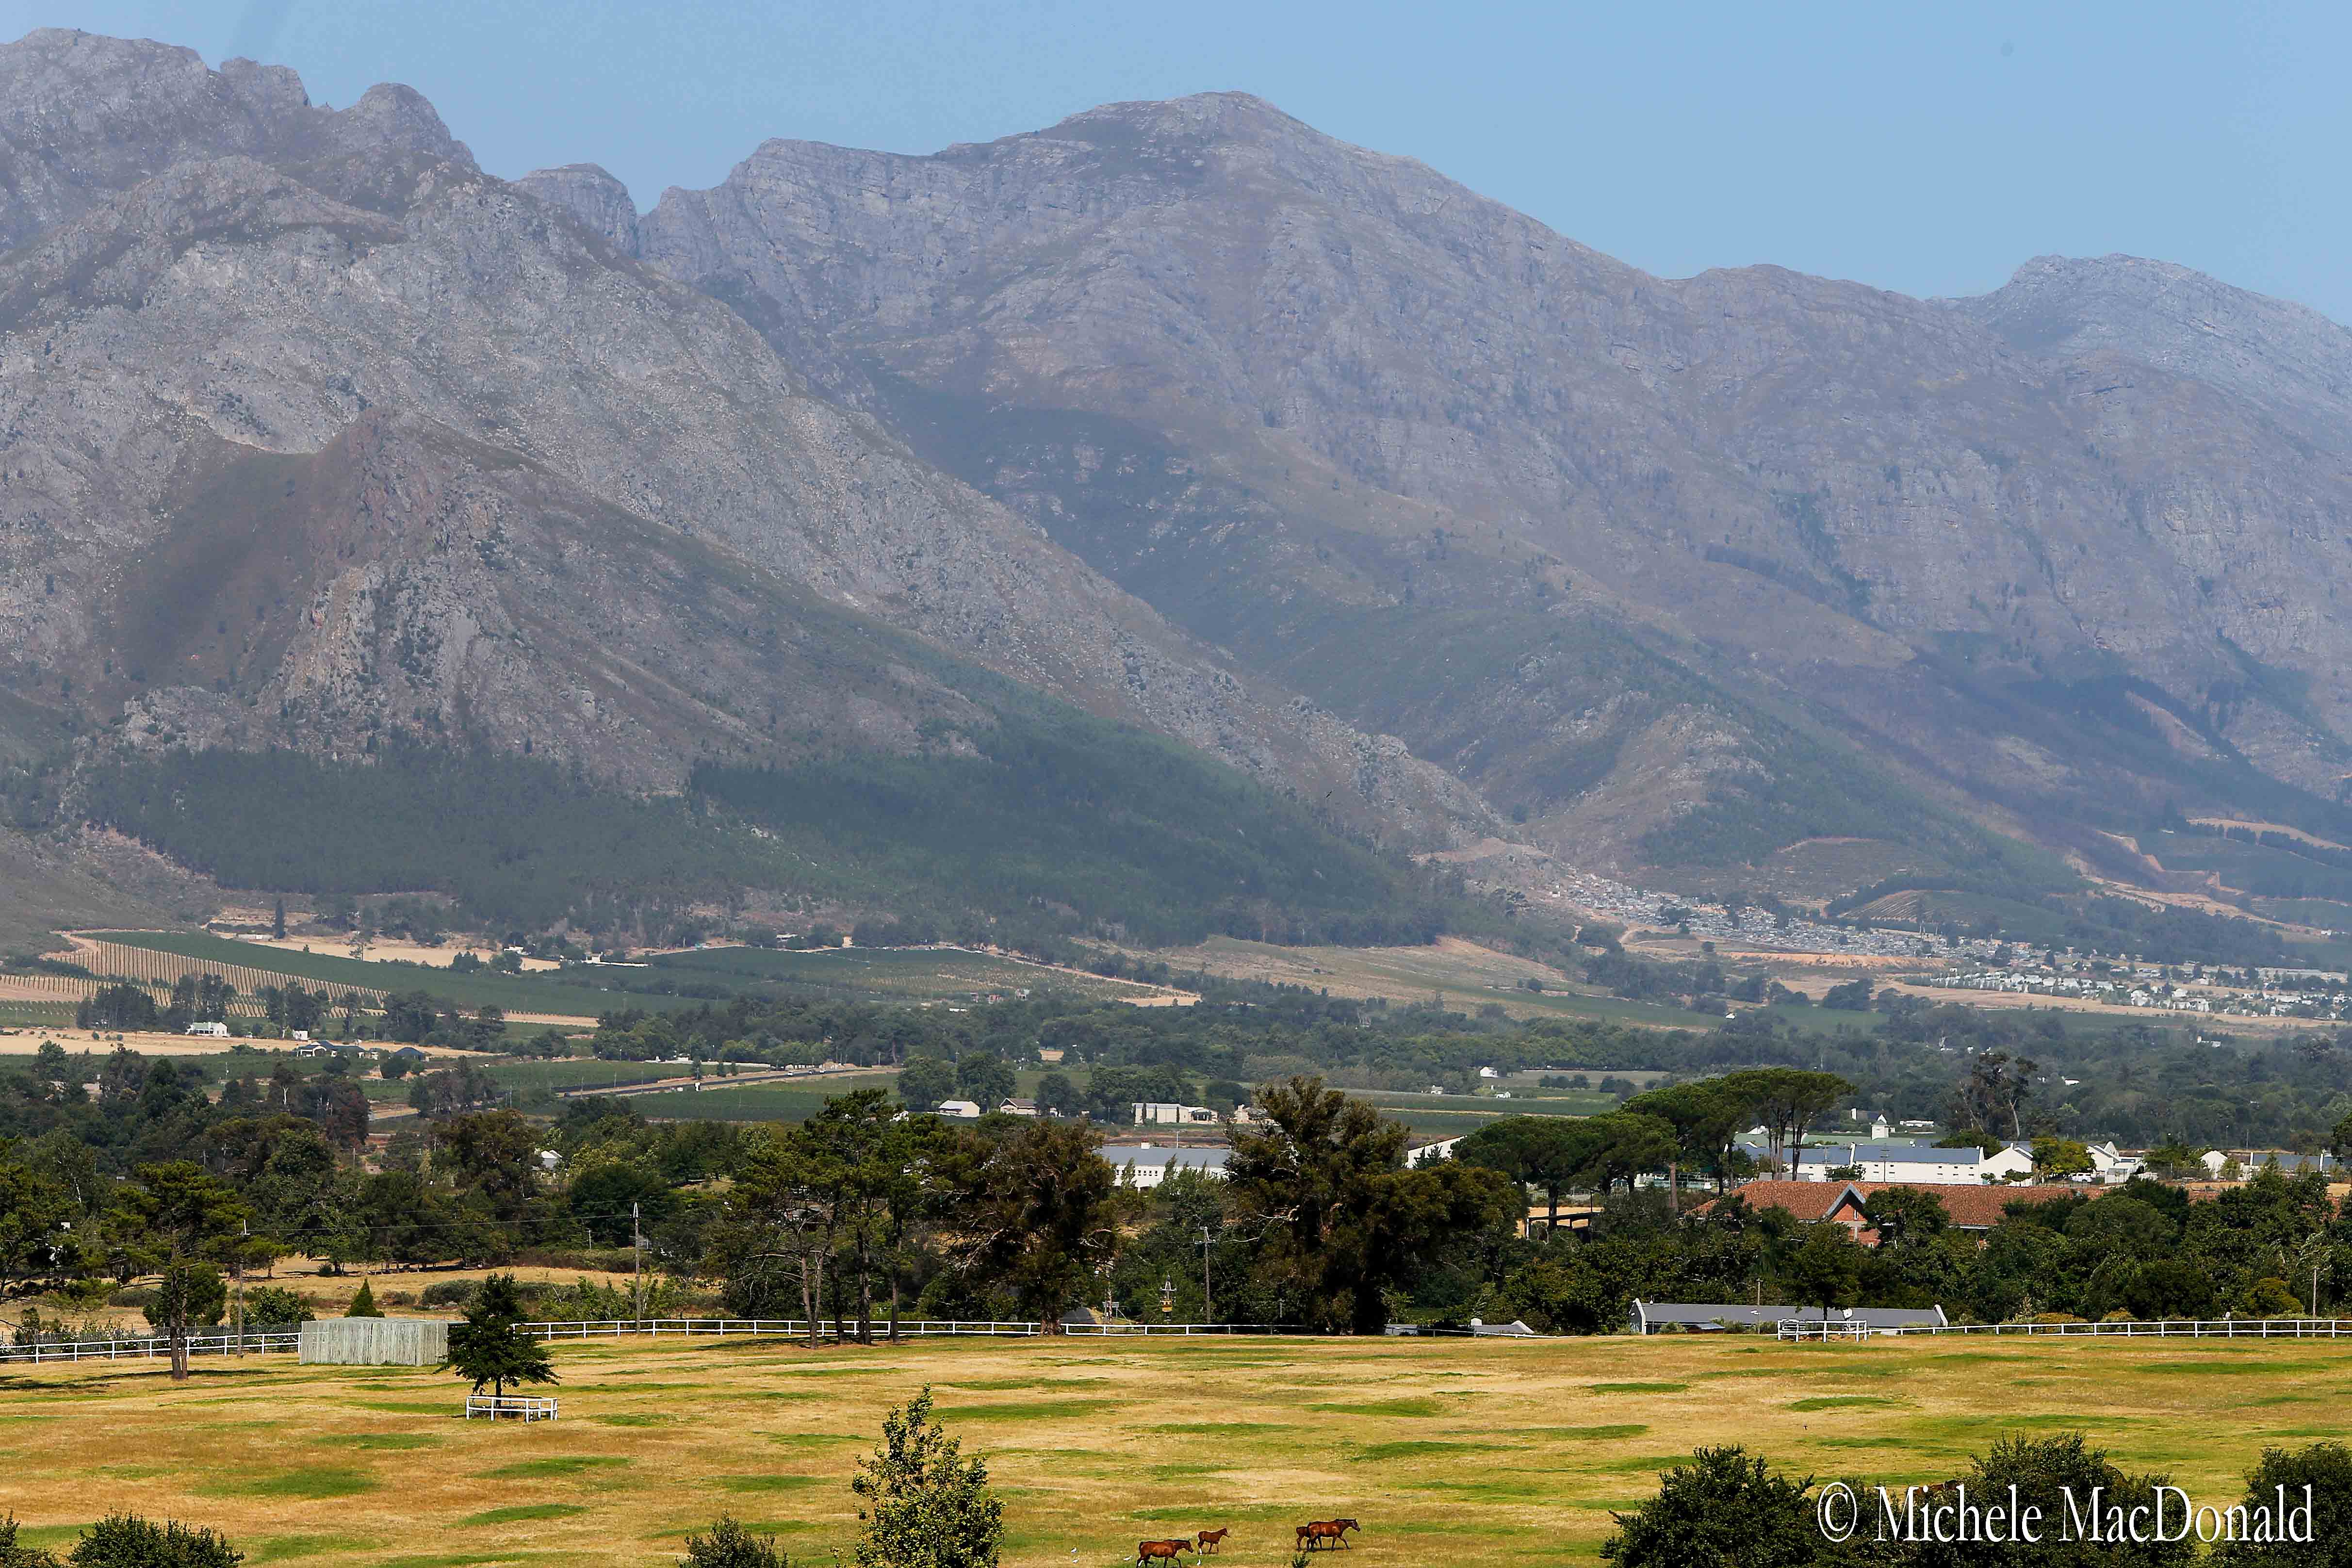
[0,1149,85,1298]
[1455,1117,1606,1231]
[1226,1076,1518,1333]
[108,1163,247,1379]
[947,1121,1118,1332]
[1781,1223,1862,1324]
[1623,1081,1751,1198]
[1719,1069,1852,1178]
[717,1122,841,1348]
[444,1273,556,1401]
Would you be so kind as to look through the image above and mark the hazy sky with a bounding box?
[11,0,2347,321]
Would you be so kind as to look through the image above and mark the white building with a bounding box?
[1100,1145,1230,1189]
[1132,1102,1218,1127]
[935,1099,982,1119]
[183,1021,229,1038]
[1740,1140,2035,1186]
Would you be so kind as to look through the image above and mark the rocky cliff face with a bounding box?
[622,90,2352,885]
[0,37,1487,872]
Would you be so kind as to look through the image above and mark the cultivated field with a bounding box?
[1152,937,1724,1029]
[0,1332,2340,1568]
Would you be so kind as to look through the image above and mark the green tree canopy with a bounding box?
[444,1273,557,1400]
[107,1162,247,1380]
[945,1120,1116,1331]
[1227,1076,1519,1333]
[850,1388,1002,1568]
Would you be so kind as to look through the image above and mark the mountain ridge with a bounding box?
[10,35,2352,948]
[577,86,2352,899]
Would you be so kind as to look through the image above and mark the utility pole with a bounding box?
[632,1201,644,1323]
[233,1220,249,1356]
[1198,1225,1212,1323]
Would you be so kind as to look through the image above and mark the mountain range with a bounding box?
[7,28,2352,949]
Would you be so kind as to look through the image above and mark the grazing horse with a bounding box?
[1296,1520,1360,1552]
[1138,1540,1192,1566]
[1195,1529,1229,1554]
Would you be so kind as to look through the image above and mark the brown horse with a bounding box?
[1296,1521,1360,1552]
[1138,1540,1192,1566]
[1195,1529,1230,1554]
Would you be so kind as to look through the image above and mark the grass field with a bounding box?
[0,1332,2338,1568]
[639,1072,902,1123]
[82,932,642,1021]
[1154,937,1725,1029]
[646,947,1186,1006]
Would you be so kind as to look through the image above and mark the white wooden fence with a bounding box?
[1780,1316,2352,1341]
[0,1318,1298,1364]
[465,1393,557,1421]
[0,1329,300,1364]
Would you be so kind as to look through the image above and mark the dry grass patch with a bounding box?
[0,1333,2343,1568]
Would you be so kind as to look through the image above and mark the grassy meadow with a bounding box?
[1,1332,2342,1568]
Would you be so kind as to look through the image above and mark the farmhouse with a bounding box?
[1101,1144,1229,1189]
[1131,1101,1218,1126]
[183,1021,229,1038]
[1708,1179,2107,1243]
[1737,1139,2036,1184]
[1629,1300,1949,1334]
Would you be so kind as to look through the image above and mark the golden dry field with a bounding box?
[1,1331,2344,1568]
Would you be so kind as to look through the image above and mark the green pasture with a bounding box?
[0,1326,2339,1568]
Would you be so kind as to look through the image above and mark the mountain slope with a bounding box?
[0,36,1490,943]
[621,91,2352,895]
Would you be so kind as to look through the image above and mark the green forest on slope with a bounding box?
[79,700,1457,948]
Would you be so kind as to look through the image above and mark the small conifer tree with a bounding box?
[345,1279,382,1317]
[443,1273,556,1400]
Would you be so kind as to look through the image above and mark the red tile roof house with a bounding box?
[1699,1179,2105,1245]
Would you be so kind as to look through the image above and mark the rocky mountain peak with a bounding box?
[516,162,641,256]
[1960,251,2352,422]
[0,29,473,254]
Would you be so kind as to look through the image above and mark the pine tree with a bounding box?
[346,1279,382,1318]
[271,897,287,941]
[443,1273,555,1400]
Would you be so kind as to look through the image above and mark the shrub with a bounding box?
[683,1517,789,1568]
[241,1287,311,1328]
[0,1514,61,1568]
[1601,1446,1819,1568]
[852,1388,1001,1568]
[345,1280,383,1318]
[67,1513,241,1568]
[2214,1442,2352,1568]
[418,1281,475,1307]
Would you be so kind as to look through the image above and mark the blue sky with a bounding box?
[11,0,2347,321]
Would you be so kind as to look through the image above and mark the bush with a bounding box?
[1,1514,60,1568]
[345,1280,383,1318]
[67,1514,240,1568]
[852,1389,1002,1568]
[241,1287,311,1328]
[1601,1446,1820,1568]
[683,1517,789,1568]
[2214,1442,2352,1568]
[418,1281,475,1308]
